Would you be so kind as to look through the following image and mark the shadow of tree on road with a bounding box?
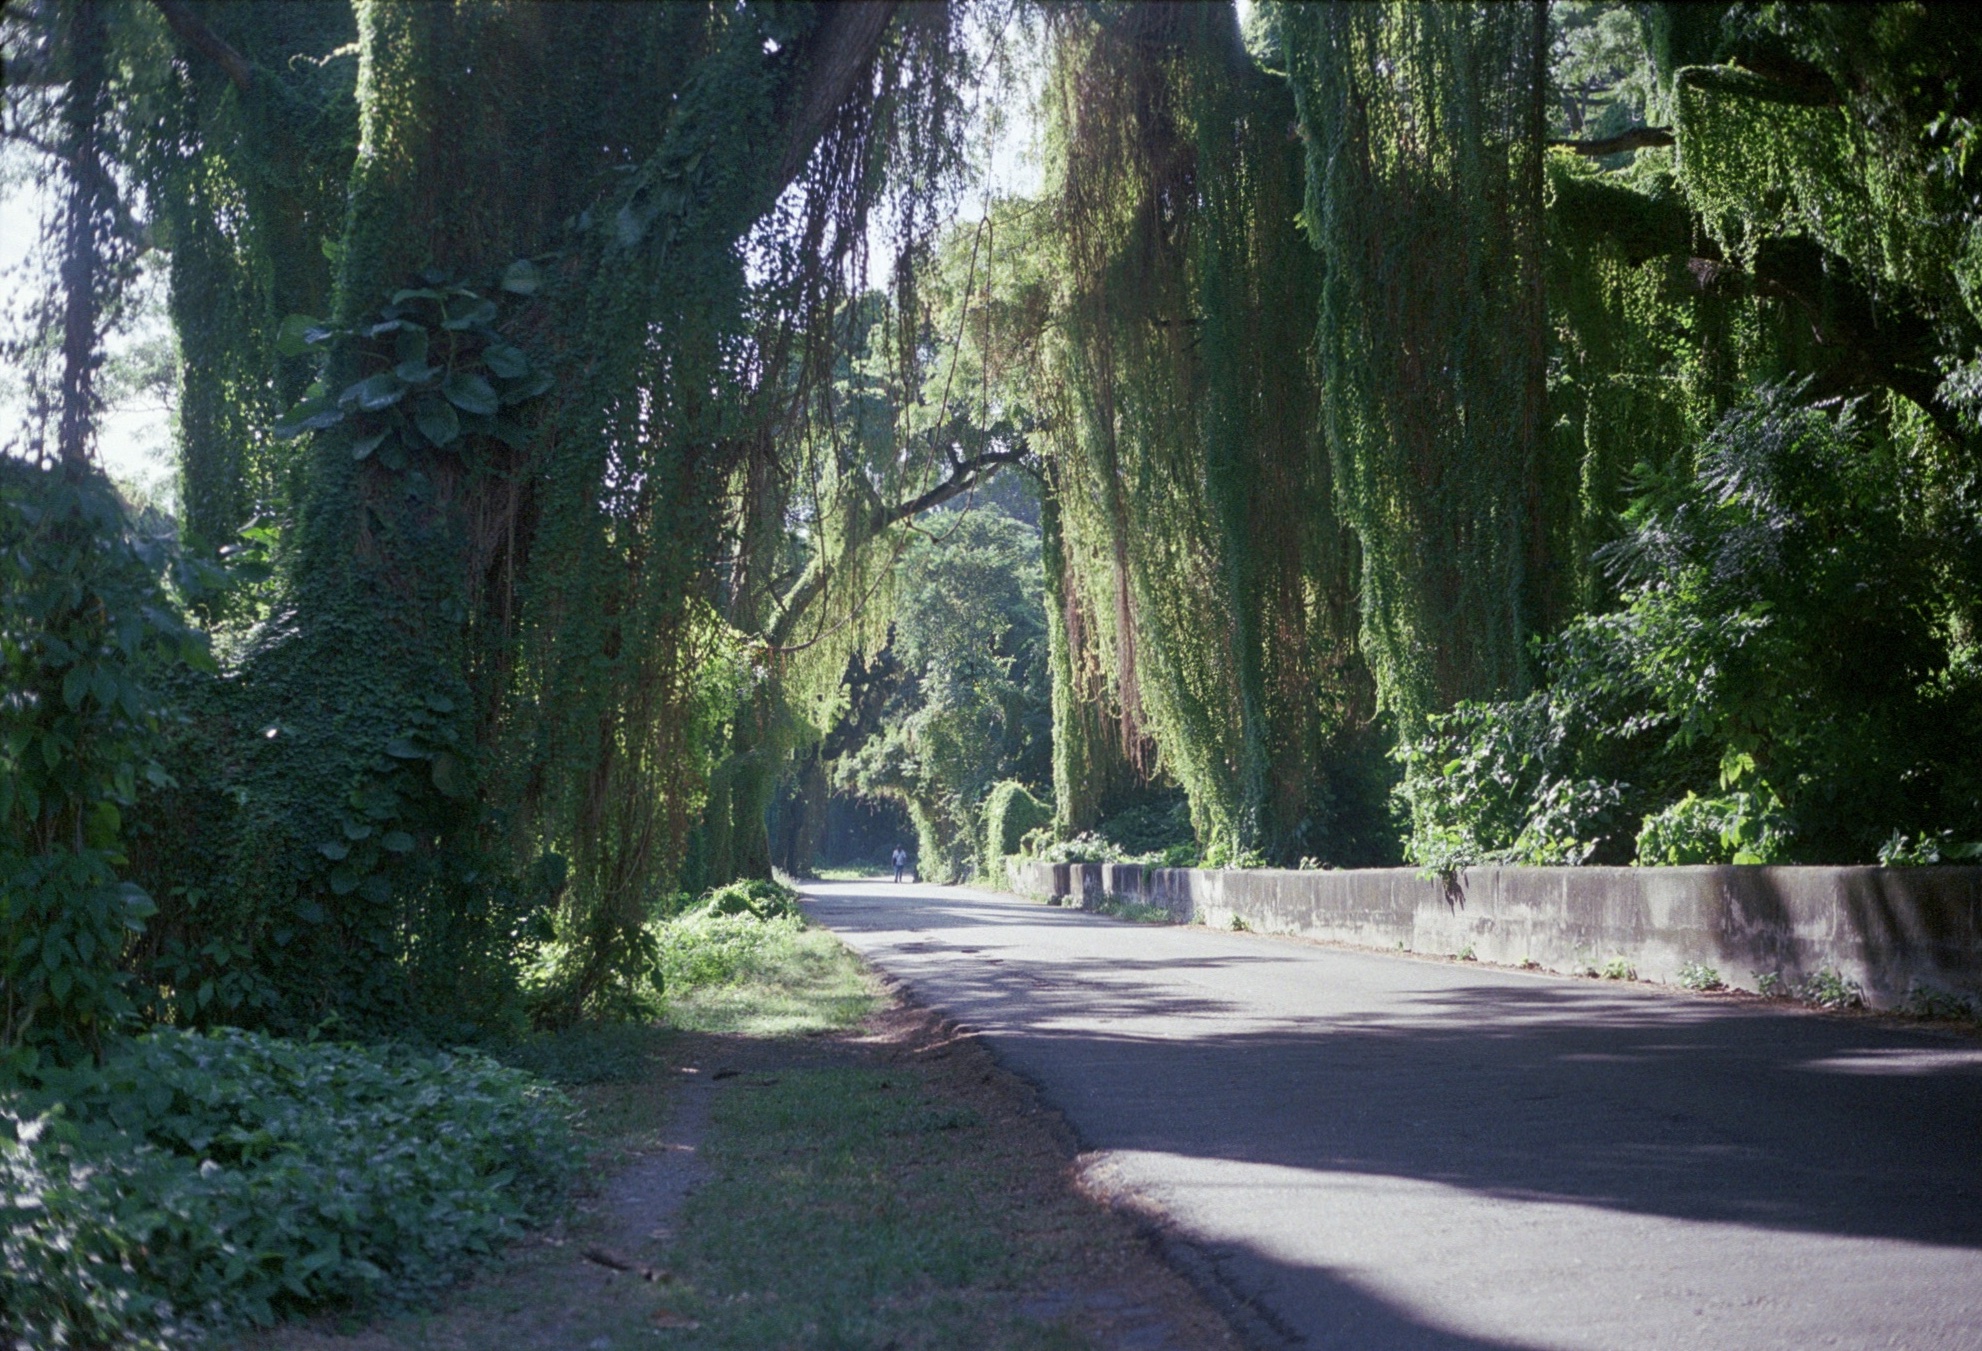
[810,885,1982,1254]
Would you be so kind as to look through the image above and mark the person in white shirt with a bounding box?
[891,845,909,883]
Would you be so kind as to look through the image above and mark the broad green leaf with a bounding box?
[350,430,390,461]
[500,259,542,295]
[414,397,460,446]
[442,371,499,416]
[276,314,324,358]
[482,344,530,379]
[498,371,555,405]
[345,372,406,412]
[430,751,470,798]
[441,298,499,332]
[395,360,439,384]
[395,325,430,365]
[381,830,415,853]
[318,840,350,860]
[273,399,345,439]
[615,203,646,248]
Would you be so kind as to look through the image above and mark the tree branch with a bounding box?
[149,0,253,93]
[871,440,1030,533]
[776,1,899,185]
[1549,127,1674,155]
[763,437,1031,650]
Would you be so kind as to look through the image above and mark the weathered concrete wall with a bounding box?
[1002,859,1982,1008]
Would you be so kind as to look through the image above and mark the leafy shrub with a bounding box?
[1,1028,574,1347]
[1794,967,1865,1010]
[1901,983,1980,1021]
[1633,782,1791,865]
[1030,832,1123,864]
[1095,798,1194,857]
[1878,831,1982,865]
[1600,956,1636,981]
[1675,962,1724,991]
[1397,387,1982,867]
[1,464,224,1064]
[697,878,799,922]
[655,910,806,995]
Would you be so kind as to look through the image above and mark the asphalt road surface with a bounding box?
[803,879,1982,1351]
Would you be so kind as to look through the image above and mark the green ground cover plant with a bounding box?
[1675,962,1725,991]
[247,898,1231,1351]
[1,1029,574,1349]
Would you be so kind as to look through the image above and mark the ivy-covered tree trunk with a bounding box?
[216,0,905,1030]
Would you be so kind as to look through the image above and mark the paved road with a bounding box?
[803,880,1982,1350]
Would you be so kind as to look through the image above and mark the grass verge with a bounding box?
[253,911,1235,1351]
[1090,897,1173,924]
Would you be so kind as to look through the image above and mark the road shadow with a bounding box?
[806,884,1982,1254]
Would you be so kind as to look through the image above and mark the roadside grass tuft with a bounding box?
[1092,896,1171,924]
[1793,966,1864,1010]
[660,918,879,1035]
[1675,961,1725,992]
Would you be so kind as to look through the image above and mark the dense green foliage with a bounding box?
[980,779,1052,877]
[1,464,222,1065]
[2,1028,572,1348]
[980,1,1982,873]
[1399,387,1982,868]
[7,0,1982,1332]
[1034,5,1389,867]
[6,2,1981,1035]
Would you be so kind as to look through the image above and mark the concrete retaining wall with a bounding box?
[1002,859,1982,1008]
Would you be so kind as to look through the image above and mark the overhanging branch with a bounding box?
[776,1,899,186]
[150,0,253,93]
[1549,127,1674,155]
[764,436,1032,651]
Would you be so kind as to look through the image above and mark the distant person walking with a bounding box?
[891,845,909,883]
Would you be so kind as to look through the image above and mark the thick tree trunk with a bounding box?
[55,0,108,476]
